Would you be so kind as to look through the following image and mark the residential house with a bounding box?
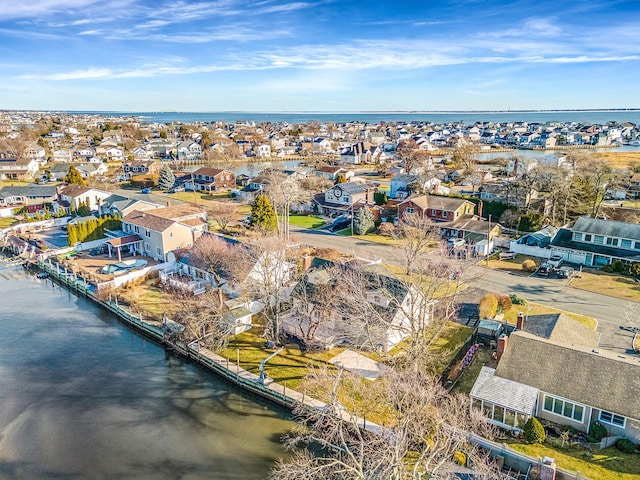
[390,174,418,199]
[47,162,108,181]
[57,185,112,212]
[185,168,235,192]
[120,204,208,261]
[177,140,202,161]
[281,258,433,351]
[122,161,161,179]
[52,148,73,163]
[548,216,640,267]
[398,194,475,223]
[0,185,59,216]
[438,214,501,243]
[471,319,640,441]
[0,158,40,180]
[314,165,354,182]
[313,182,374,216]
[100,194,159,217]
[255,144,271,158]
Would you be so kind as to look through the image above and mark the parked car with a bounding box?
[447,238,466,249]
[537,262,552,276]
[168,186,185,193]
[548,255,563,268]
[556,266,575,278]
[330,217,351,232]
[141,187,152,194]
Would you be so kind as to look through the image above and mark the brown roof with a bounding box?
[59,184,92,197]
[148,203,205,221]
[193,167,227,177]
[123,210,176,232]
[497,331,640,420]
[107,234,142,247]
[399,194,473,213]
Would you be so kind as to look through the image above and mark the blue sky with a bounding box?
[1,0,639,111]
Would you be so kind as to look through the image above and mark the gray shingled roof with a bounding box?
[496,331,640,420]
[522,314,598,349]
[0,185,58,198]
[572,216,640,240]
[470,366,538,415]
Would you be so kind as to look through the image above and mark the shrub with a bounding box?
[510,293,527,305]
[497,294,513,314]
[587,421,608,443]
[479,293,499,319]
[523,417,546,444]
[453,451,467,466]
[521,259,537,272]
[602,260,627,274]
[616,438,637,454]
[629,262,640,278]
[377,222,396,237]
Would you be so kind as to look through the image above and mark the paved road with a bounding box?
[289,225,636,354]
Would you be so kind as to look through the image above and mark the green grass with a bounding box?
[218,327,345,390]
[286,214,326,229]
[450,346,496,395]
[336,228,399,246]
[167,190,231,204]
[0,217,18,229]
[508,442,640,480]
[502,302,598,330]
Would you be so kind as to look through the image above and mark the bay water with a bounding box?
[0,265,292,479]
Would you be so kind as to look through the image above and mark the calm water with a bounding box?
[69,110,640,125]
[0,265,292,479]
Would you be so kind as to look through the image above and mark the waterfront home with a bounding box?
[281,257,433,352]
[185,168,235,192]
[121,204,208,261]
[471,324,640,441]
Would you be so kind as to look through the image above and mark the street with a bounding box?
[288,225,636,354]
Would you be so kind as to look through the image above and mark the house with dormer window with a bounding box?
[313,182,373,216]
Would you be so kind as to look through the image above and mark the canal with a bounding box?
[0,265,292,479]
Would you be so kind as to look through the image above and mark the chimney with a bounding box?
[477,200,483,218]
[496,334,508,362]
[516,311,525,330]
[301,254,312,272]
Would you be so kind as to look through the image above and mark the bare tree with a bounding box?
[570,153,618,218]
[397,139,430,174]
[271,365,503,480]
[171,291,232,350]
[395,214,440,275]
[206,202,240,232]
[190,234,253,306]
[262,170,309,241]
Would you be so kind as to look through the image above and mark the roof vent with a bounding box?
[591,349,599,354]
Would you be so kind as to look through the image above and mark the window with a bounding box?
[606,237,619,246]
[432,209,437,216]
[144,242,150,252]
[145,229,151,238]
[621,239,632,249]
[134,226,140,233]
[635,241,640,250]
[542,394,585,423]
[584,234,592,242]
[156,247,162,256]
[443,211,448,218]
[599,411,626,428]
[594,235,604,245]
[406,207,415,215]
[573,232,583,242]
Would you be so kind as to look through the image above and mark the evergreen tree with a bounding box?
[250,194,277,234]
[334,173,347,185]
[353,206,375,235]
[157,163,176,190]
[64,165,85,186]
[67,224,78,245]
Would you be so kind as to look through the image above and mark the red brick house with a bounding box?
[397,194,475,223]
[185,168,236,192]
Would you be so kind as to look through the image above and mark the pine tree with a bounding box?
[157,163,176,191]
[334,173,347,185]
[67,224,78,245]
[250,194,277,234]
[64,165,85,186]
[353,205,375,235]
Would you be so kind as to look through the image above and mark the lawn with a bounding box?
[287,214,326,229]
[167,190,231,204]
[508,442,640,480]
[482,254,541,275]
[336,228,399,246]
[0,217,18,229]
[569,270,640,302]
[450,346,496,395]
[501,302,598,330]
[218,327,345,391]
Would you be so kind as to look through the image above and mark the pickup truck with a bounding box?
[548,255,563,268]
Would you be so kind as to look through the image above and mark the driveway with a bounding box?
[288,225,636,354]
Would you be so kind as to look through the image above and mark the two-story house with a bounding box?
[177,140,202,161]
[313,182,374,216]
[119,204,208,261]
[122,161,161,179]
[548,216,640,267]
[185,168,236,192]
[313,166,354,182]
[0,158,40,180]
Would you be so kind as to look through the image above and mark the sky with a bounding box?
[0,0,639,112]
